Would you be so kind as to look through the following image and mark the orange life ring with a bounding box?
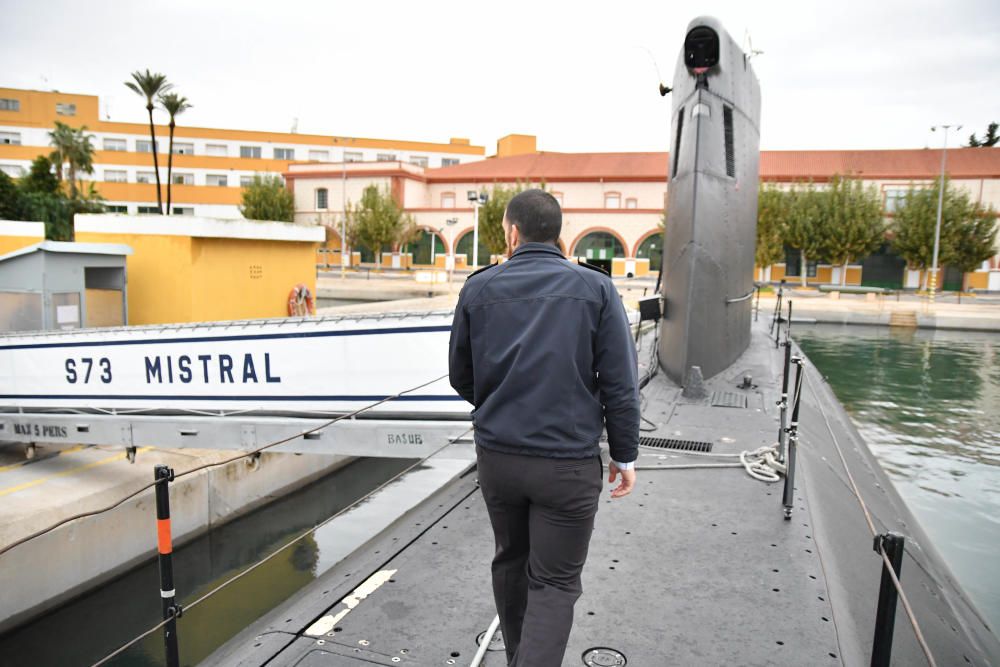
[287,284,315,316]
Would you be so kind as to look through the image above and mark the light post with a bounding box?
[445,217,458,286]
[468,190,488,267]
[928,124,961,303]
[341,159,347,280]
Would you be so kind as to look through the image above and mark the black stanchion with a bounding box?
[871,532,906,667]
[754,284,761,322]
[777,342,792,462]
[770,283,784,337]
[154,465,181,667]
[785,300,793,343]
[781,357,804,519]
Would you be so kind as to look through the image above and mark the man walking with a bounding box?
[449,189,640,666]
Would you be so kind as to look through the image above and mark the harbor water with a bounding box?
[0,456,418,666]
[794,323,1000,633]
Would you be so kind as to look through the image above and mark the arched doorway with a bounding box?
[407,229,446,266]
[636,233,663,272]
[455,231,492,267]
[573,231,625,273]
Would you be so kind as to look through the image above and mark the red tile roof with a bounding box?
[426,148,1000,182]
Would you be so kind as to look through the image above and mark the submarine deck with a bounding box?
[207,319,999,666]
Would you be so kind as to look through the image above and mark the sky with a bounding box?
[1,0,998,154]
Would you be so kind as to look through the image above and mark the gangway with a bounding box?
[0,311,473,461]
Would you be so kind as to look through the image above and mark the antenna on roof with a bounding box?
[291,117,298,134]
[637,45,672,96]
[743,31,764,60]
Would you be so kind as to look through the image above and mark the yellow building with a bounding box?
[0,86,484,218]
[75,214,323,325]
[0,220,45,256]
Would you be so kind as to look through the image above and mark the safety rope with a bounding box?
[90,421,472,667]
[804,370,937,666]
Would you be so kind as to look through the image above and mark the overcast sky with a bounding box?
[2,0,998,154]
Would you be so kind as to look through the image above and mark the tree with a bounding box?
[347,185,411,268]
[782,182,824,286]
[755,184,787,279]
[48,122,96,199]
[814,175,885,285]
[125,70,172,213]
[20,156,60,196]
[968,122,999,147]
[892,177,997,291]
[158,92,192,215]
[478,181,544,256]
[0,171,21,220]
[941,200,997,292]
[239,175,295,221]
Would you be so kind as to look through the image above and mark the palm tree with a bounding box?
[125,70,171,214]
[158,92,192,215]
[48,121,96,199]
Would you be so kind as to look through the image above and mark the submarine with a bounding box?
[189,16,1000,666]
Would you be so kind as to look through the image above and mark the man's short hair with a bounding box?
[505,189,562,244]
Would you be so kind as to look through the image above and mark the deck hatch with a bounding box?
[710,390,748,408]
[638,436,713,452]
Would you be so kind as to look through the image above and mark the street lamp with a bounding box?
[445,217,458,286]
[468,190,489,267]
[929,124,961,303]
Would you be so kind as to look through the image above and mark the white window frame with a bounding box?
[172,142,195,155]
[344,151,363,162]
[440,192,456,209]
[0,98,19,111]
[441,158,460,167]
[102,138,127,151]
[172,207,195,216]
[206,174,228,187]
[308,150,329,161]
[625,198,638,209]
[0,131,20,145]
[409,155,429,167]
[103,170,127,183]
[239,175,255,187]
[376,153,397,162]
[0,164,25,177]
[55,102,76,116]
[604,192,621,209]
[274,147,295,160]
[316,188,329,210]
[171,172,194,185]
[206,144,228,157]
[240,145,262,159]
[136,172,156,184]
[136,140,158,153]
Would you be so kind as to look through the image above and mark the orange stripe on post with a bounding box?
[157,518,173,554]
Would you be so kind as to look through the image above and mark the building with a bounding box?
[0,86,485,219]
[288,141,1000,289]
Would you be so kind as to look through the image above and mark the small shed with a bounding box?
[0,241,132,332]
[75,214,324,325]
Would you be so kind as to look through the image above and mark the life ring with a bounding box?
[287,284,315,316]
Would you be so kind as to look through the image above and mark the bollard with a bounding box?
[871,532,905,667]
[781,357,804,519]
[154,465,181,667]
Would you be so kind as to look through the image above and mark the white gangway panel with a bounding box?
[0,311,473,458]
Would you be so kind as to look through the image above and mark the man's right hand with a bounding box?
[608,462,636,499]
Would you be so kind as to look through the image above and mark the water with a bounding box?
[794,324,1000,632]
[0,456,417,666]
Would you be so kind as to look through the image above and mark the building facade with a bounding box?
[288,145,1000,289]
[0,87,484,218]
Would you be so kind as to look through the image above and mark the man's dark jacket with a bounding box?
[448,242,639,463]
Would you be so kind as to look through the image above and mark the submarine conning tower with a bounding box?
[658,16,762,383]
